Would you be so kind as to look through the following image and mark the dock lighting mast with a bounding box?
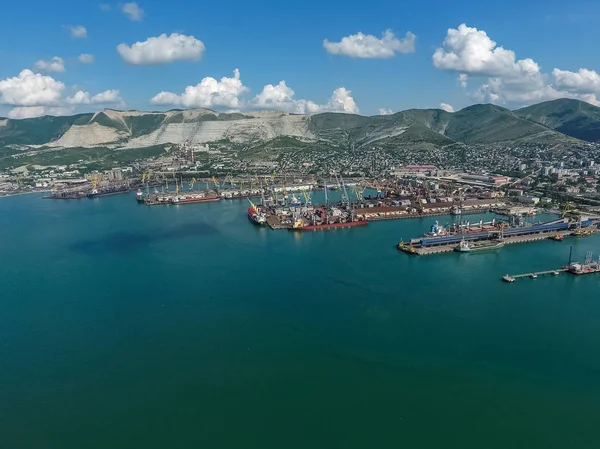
[568,245,574,266]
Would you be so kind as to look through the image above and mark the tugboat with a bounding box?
[549,233,564,241]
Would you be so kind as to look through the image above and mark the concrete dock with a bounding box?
[399,231,571,255]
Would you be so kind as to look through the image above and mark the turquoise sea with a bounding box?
[1,192,600,449]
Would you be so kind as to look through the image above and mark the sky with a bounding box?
[1,0,600,119]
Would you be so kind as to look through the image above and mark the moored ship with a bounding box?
[288,219,368,231]
[171,192,220,204]
[454,238,505,252]
[136,189,145,203]
[87,185,129,198]
[247,199,266,225]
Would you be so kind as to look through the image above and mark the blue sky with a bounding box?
[1,0,600,118]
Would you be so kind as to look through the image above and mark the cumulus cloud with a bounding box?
[439,103,454,112]
[151,69,248,108]
[8,106,76,119]
[78,53,95,64]
[70,25,87,38]
[0,70,64,106]
[117,33,205,65]
[379,108,393,115]
[252,81,359,114]
[68,89,123,105]
[324,30,415,58]
[8,107,47,119]
[433,24,539,79]
[434,23,600,107]
[121,2,144,21]
[0,69,122,118]
[34,57,65,73]
[552,68,600,94]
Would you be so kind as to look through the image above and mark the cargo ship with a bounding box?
[136,189,145,203]
[171,192,220,204]
[247,200,266,225]
[87,185,129,198]
[288,219,367,231]
[455,238,504,252]
[45,191,88,199]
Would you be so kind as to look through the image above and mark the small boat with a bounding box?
[530,273,538,279]
[552,270,560,276]
[549,234,564,241]
[502,275,515,283]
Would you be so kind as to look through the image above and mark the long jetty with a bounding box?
[505,268,568,280]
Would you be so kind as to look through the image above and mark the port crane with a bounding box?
[189,177,197,191]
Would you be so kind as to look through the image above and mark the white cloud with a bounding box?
[68,89,123,105]
[91,89,123,104]
[151,69,248,108]
[440,103,454,112]
[121,2,144,21]
[252,81,359,114]
[324,30,415,58]
[117,33,205,65]
[434,23,600,107]
[0,69,122,119]
[252,81,295,109]
[8,106,46,119]
[379,108,393,115]
[78,53,95,64]
[70,25,87,38]
[433,24,538,79]
[67,90,91,105]
[100,3,111,11]
[0,69,64,106]
[552,68,600,94]
[8,106,75,119]
[34,57,65,73]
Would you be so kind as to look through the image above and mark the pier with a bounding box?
[503,268,567,281]
[399,231,572,255]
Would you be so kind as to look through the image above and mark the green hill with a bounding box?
[515,98,600,142]
[0,113,93,145]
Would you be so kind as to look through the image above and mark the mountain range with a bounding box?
[1,99,600,156]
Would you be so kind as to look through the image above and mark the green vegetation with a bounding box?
[0,113,93,145]
[124,114,166,138]
[3,99,600,165]
[0,145,168,170]
[515,98,600,142]
[444,104,555,143]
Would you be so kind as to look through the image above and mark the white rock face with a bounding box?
[45,108,316,148]
[51,122,128,147]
